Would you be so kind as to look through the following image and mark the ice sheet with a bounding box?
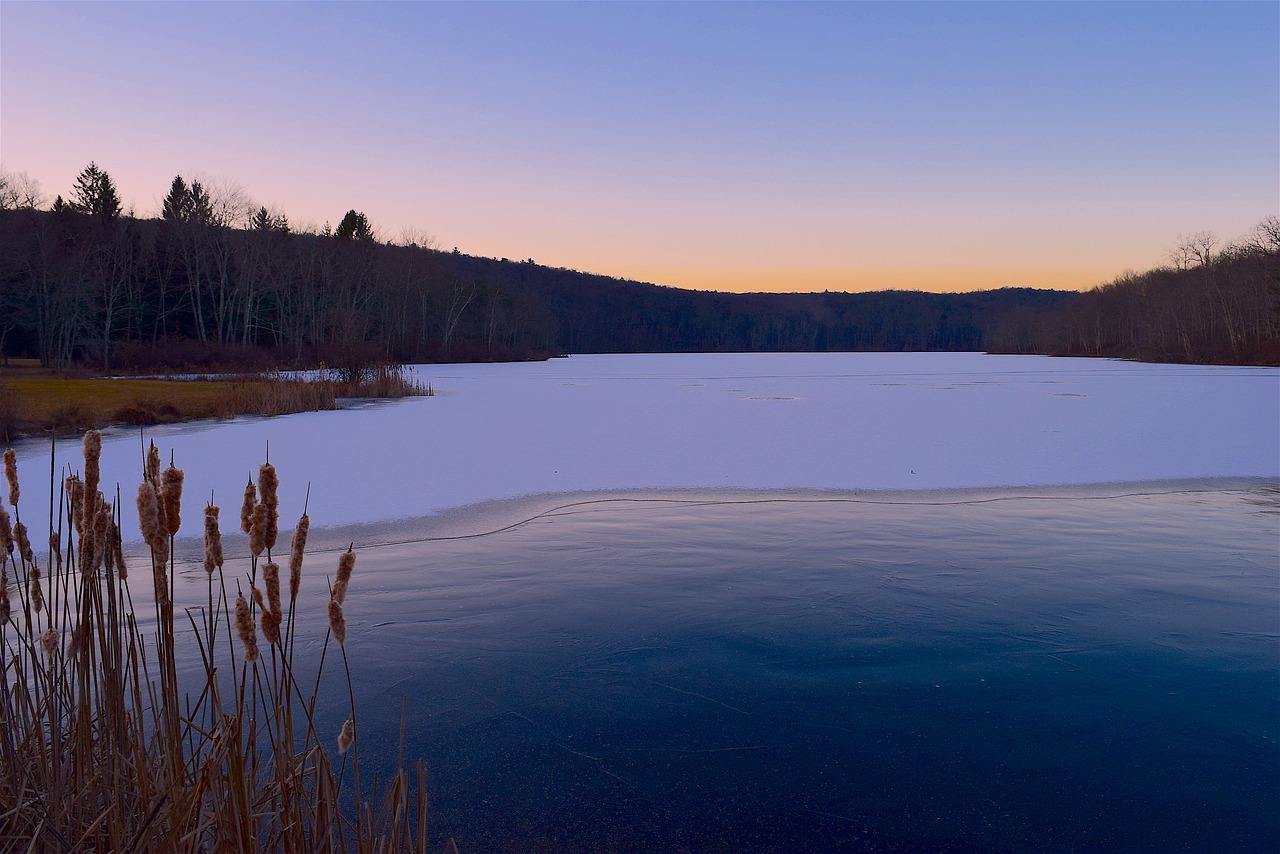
[7,352,1278,541]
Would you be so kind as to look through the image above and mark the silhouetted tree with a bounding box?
[162,176,193,221]
[70,162,122,221]
[334,210,374,243]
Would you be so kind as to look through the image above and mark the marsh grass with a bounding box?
[0,434,433,851]
[0,364,432,438]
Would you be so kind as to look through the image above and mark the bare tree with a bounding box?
[1167,231,1218,269]
[0,169,47,209]
[395,226,437,249]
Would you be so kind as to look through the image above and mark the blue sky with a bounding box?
[2,1,1276,292]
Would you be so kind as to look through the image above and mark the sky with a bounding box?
[1,1,1276,294]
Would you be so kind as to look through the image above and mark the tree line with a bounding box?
[1,163,1275,369]
[987,218,1280,364]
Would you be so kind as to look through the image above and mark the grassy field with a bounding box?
[0,360,428,442]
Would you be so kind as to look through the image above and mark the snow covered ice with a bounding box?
[9,352,1279,540]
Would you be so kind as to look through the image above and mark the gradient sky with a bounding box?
[2,1,1276,293]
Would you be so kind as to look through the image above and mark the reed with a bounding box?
[0,431,433,851]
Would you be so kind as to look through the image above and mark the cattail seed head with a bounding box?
[48,531,60,558]
[3,448,17,507]
[39,628,58,656]
[261,608,282,645]
[136,480,161,545]
[67,475,85,536]
[111,524,126,580]
[337,718,355,754]
[258,463,280,549]
[145,441,161,486]
[240,479,256,534]
[328,599,347,645]
[160,465,184,538]
[0,584,9,623]
[83,429,102,501]
[30,566,43,613]
[249,503,268,558]
[258,463,279,509]
[235,592,259,661]
[14,522,33,565]
[251,585,265,613]
[264,561,281,617]
[289,513,309,600]
[203,505,223,574]
[333,549,355,604]
[92,502,111,571]
[0,506,13,557]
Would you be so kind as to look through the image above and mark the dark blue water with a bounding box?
[299,486,1278,853]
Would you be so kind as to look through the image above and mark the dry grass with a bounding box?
[0,364,432,439]
[0,433,436,851]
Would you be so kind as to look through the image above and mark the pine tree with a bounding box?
[70,161,122,221]
[334,209,374,243]
[189,181,212,225]
[162,176,192,221]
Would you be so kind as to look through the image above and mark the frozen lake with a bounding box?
[8,352,1279,538]
[6,352,1278,850]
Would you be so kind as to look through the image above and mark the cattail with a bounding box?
[235,592,259,661]
[289,513,309,600]
[252,585,266,613]
[30,566,43,613]
[332,549,355,604]
[337,718,355,754]
[240,479,256,535]
[160,464,184,537]
[137,479,169,568]
[48,531,60,562]
[327,599,347,645]
[203,505,223,575]
[3,448,17,507]
[66,475,85,536]
[13,522,32,565]
[0,582,8,623]
[83,429,102,503]
[145,441,161,486]
[264,561,281,617]
[258,463,280,550]
[261,608,282,645]
[92,502,111,571]
[249,503,268,558]
[0,506,13,557]
[39,628,58,656]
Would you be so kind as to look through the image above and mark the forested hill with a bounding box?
[0,206,1072,370]
[436,251,1072,354]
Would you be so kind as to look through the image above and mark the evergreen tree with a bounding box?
[70,161,122,220]
[189,181,213,225]
[334,209,374,243]
[162,175,192,221]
